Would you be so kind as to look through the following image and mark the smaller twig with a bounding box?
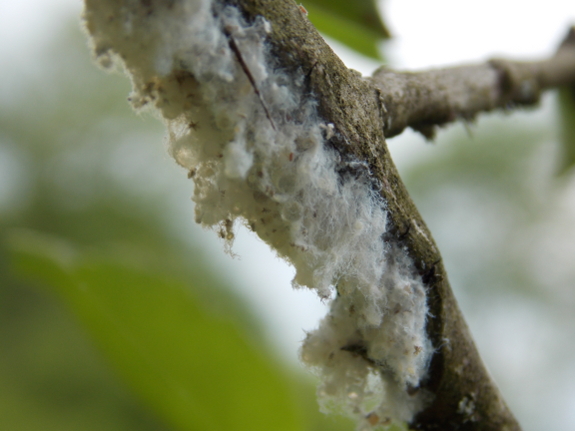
[369,26,575,140]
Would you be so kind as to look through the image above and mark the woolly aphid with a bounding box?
[83,0,433,427]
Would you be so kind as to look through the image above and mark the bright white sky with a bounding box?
[1,1,575,428]
[2,0,575,70]
[385,0,575,69]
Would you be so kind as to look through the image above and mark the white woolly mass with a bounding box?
[83,0,432,426]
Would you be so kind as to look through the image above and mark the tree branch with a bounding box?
[82,1,575,430]
[370,26,575,139]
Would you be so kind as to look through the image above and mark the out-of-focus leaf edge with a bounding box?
[6,229,302,431]
[304,4,385,60]
[301,0,391,39]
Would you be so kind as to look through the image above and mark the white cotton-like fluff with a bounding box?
[83,0,433,426]
[224,137,253,179]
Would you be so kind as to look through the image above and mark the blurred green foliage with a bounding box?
[0,19,360,431]
[0,243,172,431]
[0,2,396,429]
[301,0,389,59]
[3,3,574,431]
[8,230,302,431]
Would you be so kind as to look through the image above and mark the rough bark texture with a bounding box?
[226,2,575,430]
[84,0,575,429]
[370,33,575,140]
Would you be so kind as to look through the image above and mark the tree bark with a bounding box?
[83,0,575,429]
[227,3,575,430]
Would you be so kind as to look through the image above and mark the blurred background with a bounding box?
[1,1,575,430]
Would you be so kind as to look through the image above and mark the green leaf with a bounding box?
[8,230,302,431]
[301,0,389,60]
[557,86,575,175]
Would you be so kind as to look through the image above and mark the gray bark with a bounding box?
[230,2,575,430]
[84,0,575,429]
